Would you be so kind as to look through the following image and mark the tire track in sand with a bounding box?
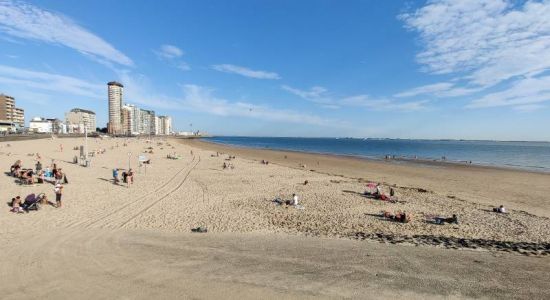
[115,155,201,228]
[67,155,198,229]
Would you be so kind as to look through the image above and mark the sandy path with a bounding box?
[1,229,549,300]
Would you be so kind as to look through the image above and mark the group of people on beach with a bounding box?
[112,168,134,188]
[10,159,67,186]
[366,182,508,225]
[8,158,65,213]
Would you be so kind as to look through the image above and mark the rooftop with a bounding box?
[70,108,95,115]
[107,81,124,87]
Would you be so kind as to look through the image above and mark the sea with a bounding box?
[204,136,550,173]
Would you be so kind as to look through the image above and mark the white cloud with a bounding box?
[399,0,550,85]
[468,75,550,108]
[341,95,428,111]
[116,70,182,110]
[394,82,454,98]
[176,62,191,71]
[111,74,344,128]
[156,44,184,59]
[281,85,331,104]
[0,64,103,98]
[154,44,191,71]
[0,0,133,66]
[399,0,550,109]
[180,84,339,126]
[395,82,483,98]
[212,64,280,79]
[283,85,427,111]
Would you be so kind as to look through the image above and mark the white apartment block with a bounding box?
[65,108,96,133]
[107,81,123,134]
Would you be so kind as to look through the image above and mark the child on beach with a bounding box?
[54,184,63,208]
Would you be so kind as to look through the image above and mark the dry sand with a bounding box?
[0,136,549,299]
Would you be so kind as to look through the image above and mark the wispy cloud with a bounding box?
[395,82,482,98]
[399,0,550,86]
[394,82,453,98]
[399,0,550,110]
[0,0,133,66]
[281,85,331,105]
[116,70,182,110]
[282,85,427,111]
[112,74,344,127]
[467,75,550,108]
[212,64,280,80]
[180,84,341,126]
[154,44,190,71]
[156,44,184,59]
[341,95,428,111]
[0,64,103,98]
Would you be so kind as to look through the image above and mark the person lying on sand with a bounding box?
[493,205,507,213]
[429,214,459,225]
[381,211,410,223]
[292,194,299,206]
[272,194,301,207]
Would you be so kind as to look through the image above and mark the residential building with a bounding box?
[121,104,134,135]
[154,115,160,135]
[157,116,172,135]
[0,94,25,127]
[107,81,123,135]
[12,107,24,127]
[139,109,156,135]
[29,117,52,133]
[65,108,96,133]
[126,104,141,134]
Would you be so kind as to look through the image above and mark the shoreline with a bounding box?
[199,138,550,175]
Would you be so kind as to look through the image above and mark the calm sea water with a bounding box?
[204,136,550,172]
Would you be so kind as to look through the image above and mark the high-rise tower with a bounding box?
[107,81,123,134]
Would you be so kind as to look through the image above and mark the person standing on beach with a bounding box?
[54,184,63,208]
[113,168,119,184]
[126,169,134,188]
[60,144,63,152]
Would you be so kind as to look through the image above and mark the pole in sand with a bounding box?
[127,152,132,170]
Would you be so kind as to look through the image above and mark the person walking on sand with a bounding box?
[54,183,63,208]
[60,144,63,152]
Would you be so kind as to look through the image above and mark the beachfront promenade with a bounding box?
[0,137,549,299]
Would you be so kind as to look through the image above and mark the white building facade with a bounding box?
[65,108,96,133]
[29,117,52,133]
[107,81,123,135]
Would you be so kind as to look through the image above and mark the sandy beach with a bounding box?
[0,136,549,299]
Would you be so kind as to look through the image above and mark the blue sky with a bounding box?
[0,0,549,140]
